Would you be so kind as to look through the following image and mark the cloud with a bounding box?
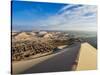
[58,4,83,14]
[33,4,97,31]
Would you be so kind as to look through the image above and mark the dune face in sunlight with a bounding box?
[76,43,97,70]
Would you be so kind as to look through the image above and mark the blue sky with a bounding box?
[12,1,97,31]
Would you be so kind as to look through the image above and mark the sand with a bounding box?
[12,32,17,36]
[12,42,97,74]
[12,48,68,74]
[76,43,97,70]
[12,43,80,74]
[14,32,31,40]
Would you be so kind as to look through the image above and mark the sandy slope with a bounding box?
[12,48,68,74]
[12,42,97,74]
[12,52,57,74]
[14,32,33,41]
[76,43,97,70]
[12,43,80,74]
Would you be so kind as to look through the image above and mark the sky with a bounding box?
[12,1,97,31]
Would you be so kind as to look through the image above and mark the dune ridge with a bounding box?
[76,42,97,70]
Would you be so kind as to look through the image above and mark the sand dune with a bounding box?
[12,43,80,74]
[14,32,34,41]
[76,43,97,70]
[12,42,97,74]
[12,32,17,36]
